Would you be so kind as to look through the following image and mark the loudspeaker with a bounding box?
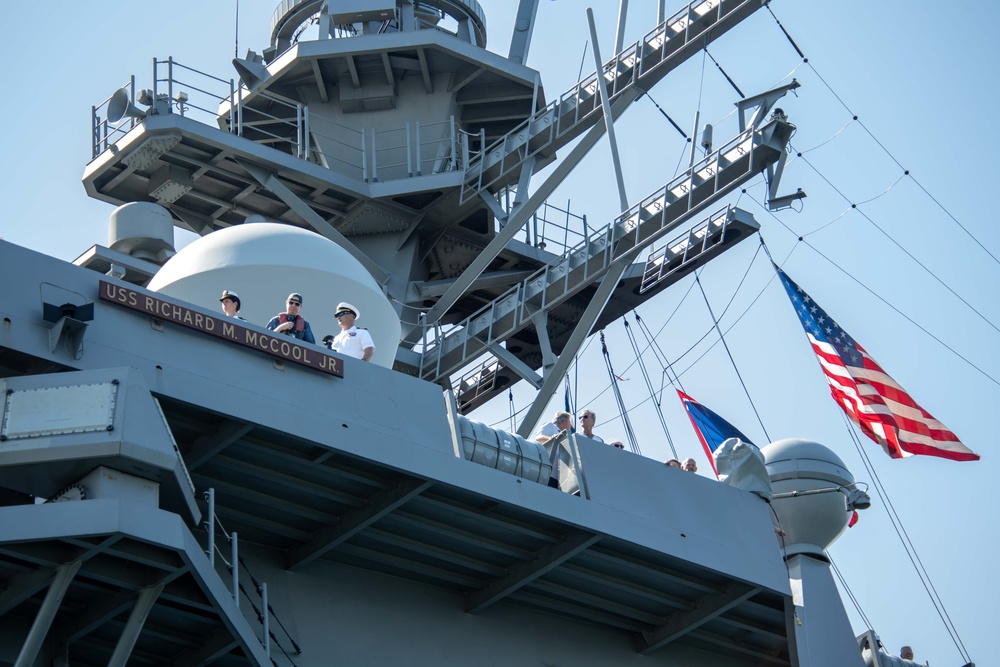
[107,88,146,124]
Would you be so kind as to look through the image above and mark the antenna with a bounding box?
[234,0,239,59]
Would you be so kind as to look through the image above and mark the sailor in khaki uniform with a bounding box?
[329,302,375,362]
[219,289,246,320]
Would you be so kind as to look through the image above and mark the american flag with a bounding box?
[777,267,978,461]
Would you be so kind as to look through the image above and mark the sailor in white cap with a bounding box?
[219,289,245,320]
[328,302,375,362]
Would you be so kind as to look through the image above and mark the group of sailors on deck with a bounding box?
[218,289,375,362]
[533,410,701,473]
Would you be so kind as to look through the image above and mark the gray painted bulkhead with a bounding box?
[0,239,792,664]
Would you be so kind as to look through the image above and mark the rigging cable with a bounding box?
[704,48,744,98]
[573,355,580,423]
[599,331,641,454]
[764,3,805,59]
[577,39,589,84]
[641,91,689,140]
[671,46,711,177]
[564,375,577,423]
[632,310,686,408]
[676,244,782,390]
[837,412,973,663]
[580,274,700,407]
[764,3,1000,272]
[594,237,777,422]
[594,241,779,437]
[562,197,777,437]
[828,553,876,632]
[622,317,678,458]
[693,271,771,441]
[799,171,906,237]
[635,237,765,398]
[808,59,1000,269]
[794,116,856,155]
[797,239,1000,388]
[672,224,794,385]
[788,149,1000,336]
[746,196,1000,388]
[491,400,531,430]
[692,45,708,164]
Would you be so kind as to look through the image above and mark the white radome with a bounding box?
[762,438,857,557]
[147,223,401,368]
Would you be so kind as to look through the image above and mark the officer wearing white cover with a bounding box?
[329,302,375,362]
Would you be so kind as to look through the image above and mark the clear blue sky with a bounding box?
[1,1,996,664]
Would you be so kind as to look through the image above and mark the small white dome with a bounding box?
[762,438,857,557]
[147,223,400,367]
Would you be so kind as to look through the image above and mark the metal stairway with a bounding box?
[459,0,768,204]
[422,117,794,385]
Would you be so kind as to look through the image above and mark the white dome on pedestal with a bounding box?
[762,438,857,558]
[147,223,400,368]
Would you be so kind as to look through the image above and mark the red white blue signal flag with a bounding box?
[677,390,754,477]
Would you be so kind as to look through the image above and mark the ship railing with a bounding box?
[268,0,486,57]
[641,206,736,293]
[91,57,466,184]
[459,0,759,204]
[493,190,594,257]
[90,58,240,160]
[417,213,617,383]
[203,488,280,660]
[300,115,366,180]
[452,357,500,411]
[236,92,311,159]
[149,58,464,179]
[361,117,461,182]
[91,76,141,159]
[420,119,775,383]
[154,57,238,128]
[432,203,740,407]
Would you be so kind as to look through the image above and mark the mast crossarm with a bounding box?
[461,0,767,203]
[238,161,392,285]
[421,118,794,389]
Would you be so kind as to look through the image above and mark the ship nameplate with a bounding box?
[99,281,344,378]
[1,382,117,441]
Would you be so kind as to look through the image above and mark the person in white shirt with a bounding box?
[534,412,573,489]
[329,302,375,362]
[534,412,572,444]
[577,409,604,443]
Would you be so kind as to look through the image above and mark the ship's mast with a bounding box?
[81,0,797,431]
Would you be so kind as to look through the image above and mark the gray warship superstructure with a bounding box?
[0,1,894,665]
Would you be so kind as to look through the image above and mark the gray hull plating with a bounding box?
[0,242,793,665]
